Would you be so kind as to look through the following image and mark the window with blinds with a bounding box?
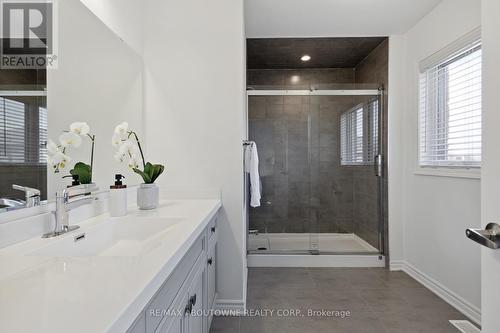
[340,99,379,166]
[419,33,482,168]
[0,97,48,165]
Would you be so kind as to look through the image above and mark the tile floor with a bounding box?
[210,268,472,333]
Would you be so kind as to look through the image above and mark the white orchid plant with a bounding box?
[47,122,95,184]
[112,122,164,184]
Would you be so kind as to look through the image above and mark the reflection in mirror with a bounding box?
[47,0,143,201]
[0,0,143,212]
[0,70,47,210]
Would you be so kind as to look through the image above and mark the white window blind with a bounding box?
[0,97,47,164]
[38,106,48,163]
[340,98,379,166]
[419,31,481,168]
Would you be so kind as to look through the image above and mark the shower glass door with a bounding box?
[308,90,383,254]
[247,93,312,253]
[247,86,384,255]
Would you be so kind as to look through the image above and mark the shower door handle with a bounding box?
[375,155,383,177]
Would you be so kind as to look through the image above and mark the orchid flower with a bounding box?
[47,122,95,182]
[111,133,122,147]
[114,122,129,137]
[48,150,71,171]
[70,122,90,136]
[47,139,60,155]
[112,122,164,183]
[59,132,82,148]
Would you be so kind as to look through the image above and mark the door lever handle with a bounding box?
[375,154,383,177]
[466,223,500,249]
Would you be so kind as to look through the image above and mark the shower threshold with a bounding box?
[248,233,378,253]
[247,233,385,267]
[247,253,385,267]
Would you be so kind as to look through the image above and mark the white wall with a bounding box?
[79,0,143,55]
[48,0,143,196]
[387,35,407,264]
[142,0,246,305]
[480,0,500,331]
[389,0,482,318]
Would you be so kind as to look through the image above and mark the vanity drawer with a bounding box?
[155,253,206,333]
[146,234,204,333]
[127,313,146,333]
[207,216,217,242]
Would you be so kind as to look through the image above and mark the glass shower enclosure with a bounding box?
[246,84,385,255]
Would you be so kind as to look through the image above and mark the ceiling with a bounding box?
[247,37,386,69]
[245,0,442,38]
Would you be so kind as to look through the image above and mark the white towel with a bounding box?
[244,142,261,207]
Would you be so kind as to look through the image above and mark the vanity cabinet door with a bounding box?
[159,255,205,333]
[127,313,146,333]
[155,280,189,333]
[157,313,183,333]
[208,217,217,242]
[207,240,217,311]
[186,263,205,333]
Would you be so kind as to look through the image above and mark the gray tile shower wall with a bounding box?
[311,95,358,234]
[247,69,358,235]
[247,68,355,89]
[354,39,389,250]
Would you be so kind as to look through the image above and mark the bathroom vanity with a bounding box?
[128,205,219,333]
[0,199,221,333]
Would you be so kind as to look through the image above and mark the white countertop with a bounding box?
[0,199,221,333]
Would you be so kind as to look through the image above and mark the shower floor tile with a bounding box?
[248,233,378,253]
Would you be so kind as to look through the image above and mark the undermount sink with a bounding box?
[27,216,184,257]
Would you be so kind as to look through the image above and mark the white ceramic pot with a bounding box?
[137,183,159,210]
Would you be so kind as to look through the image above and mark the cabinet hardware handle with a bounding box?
[208,258,213,265]
[185,303,192,315]
[211,226,216,233]
[189,294,197,307]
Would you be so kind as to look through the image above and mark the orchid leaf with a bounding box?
[133,168,152,183]
[133,162,164,184]
[150,164,164,183]
[144,162,154,180]
[69,162,92,184]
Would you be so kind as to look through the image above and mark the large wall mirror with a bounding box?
[0,0,143,212]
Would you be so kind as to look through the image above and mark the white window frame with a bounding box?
[415,27,482,179]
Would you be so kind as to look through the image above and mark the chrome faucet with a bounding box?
[12,184,41,207]
[43,184,99,238]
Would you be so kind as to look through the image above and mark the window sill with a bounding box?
[414,167,480,179]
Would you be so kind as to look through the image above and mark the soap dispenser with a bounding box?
[64,174,80,187]
[109,174,127,217]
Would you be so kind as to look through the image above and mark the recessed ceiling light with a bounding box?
[301,55,311,62]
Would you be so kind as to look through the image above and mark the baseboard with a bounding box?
[390,260,481,325]
[248,254,385,267]
[214,298,246,312]
[389,260,405,271]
